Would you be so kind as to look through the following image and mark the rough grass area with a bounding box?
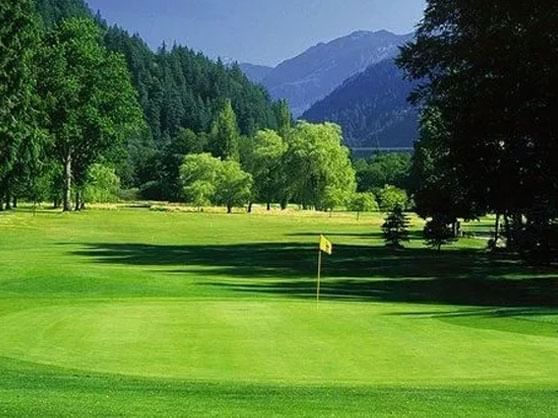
[0,207,556,416]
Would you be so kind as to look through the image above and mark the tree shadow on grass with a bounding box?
[287,231,425,240]
[70,242,558,308]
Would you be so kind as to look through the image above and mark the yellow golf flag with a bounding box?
[319,235,333,255]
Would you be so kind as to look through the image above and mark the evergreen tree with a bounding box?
[0,0,40,210]
[209,100,240,161]
[37,18,143,211]
[382,205,410,249]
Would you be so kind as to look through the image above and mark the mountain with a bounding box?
[239,63,273,83]
[302,59,418,148]
[258,30,413,116]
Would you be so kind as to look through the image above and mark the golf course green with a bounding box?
[0,208,557,416]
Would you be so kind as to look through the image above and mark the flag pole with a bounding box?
[316,246,322,307]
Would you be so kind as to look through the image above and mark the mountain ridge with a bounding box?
[241,30,413,116]
[302,59,418,148]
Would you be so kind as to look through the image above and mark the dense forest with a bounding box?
[3,0,393,215]
[32,0,287,201]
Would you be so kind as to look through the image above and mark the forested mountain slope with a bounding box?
[303,59,418,148]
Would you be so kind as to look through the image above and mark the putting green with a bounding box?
[1,299,556,385]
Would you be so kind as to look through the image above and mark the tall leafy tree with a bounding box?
[180,153,221,209]
[240,129,287,210]
[286,122,356,210]
[215,160,253,214]
[37,18,143,211]
[398,0,558,254]
[0,0,39,209]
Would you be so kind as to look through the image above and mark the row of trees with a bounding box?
[398,0,558,262]
[179,116,358,213]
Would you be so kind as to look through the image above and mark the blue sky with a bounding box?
[88,0,425,66]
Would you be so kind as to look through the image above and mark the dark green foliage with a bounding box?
[103,27,281,145]
[382,205,410,249]
[209,100,241,161]
[424,216,458,251]
[34,0,90,27]
[398,0,558,261]
[36,18,144,211]
[303,60,418,148]
[355,152,411,193]
[32,1,286,202]
[408,107,475,221]
[102,30,285,198]
[0,0,40,209]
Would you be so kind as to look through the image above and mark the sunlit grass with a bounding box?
[0,206,556,416]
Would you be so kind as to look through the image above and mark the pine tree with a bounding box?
[0,0,39,209]
[382,205,410,249]
[209,100,240,161]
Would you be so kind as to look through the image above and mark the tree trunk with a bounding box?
[247,202,253,213]
[280,199,287,210]
[63,152,72,212]
[266,202,271,211]
[504,214,513,249]
[74,190,81,211]
[356,211,361,221]
[452,221,461,238]
[494,212,501,244]
[12,196,17,208]
[5,193,12,210]
[227,204,232,214]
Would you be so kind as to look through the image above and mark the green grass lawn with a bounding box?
[0,207,557,416]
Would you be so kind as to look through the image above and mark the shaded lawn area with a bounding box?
[71,241,558,308]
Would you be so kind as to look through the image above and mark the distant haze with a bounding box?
[87,0,425,66]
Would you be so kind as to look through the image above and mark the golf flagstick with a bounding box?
[317,235,332,309]
[316,247,322,307]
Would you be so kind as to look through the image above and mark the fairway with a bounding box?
[0,208,557,416]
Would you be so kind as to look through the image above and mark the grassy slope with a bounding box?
[0,208,557,416]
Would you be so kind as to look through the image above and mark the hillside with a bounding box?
[256,30,413,116]
[302,59,418,148]
[239,63,273,83]
[34,0,283,144]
